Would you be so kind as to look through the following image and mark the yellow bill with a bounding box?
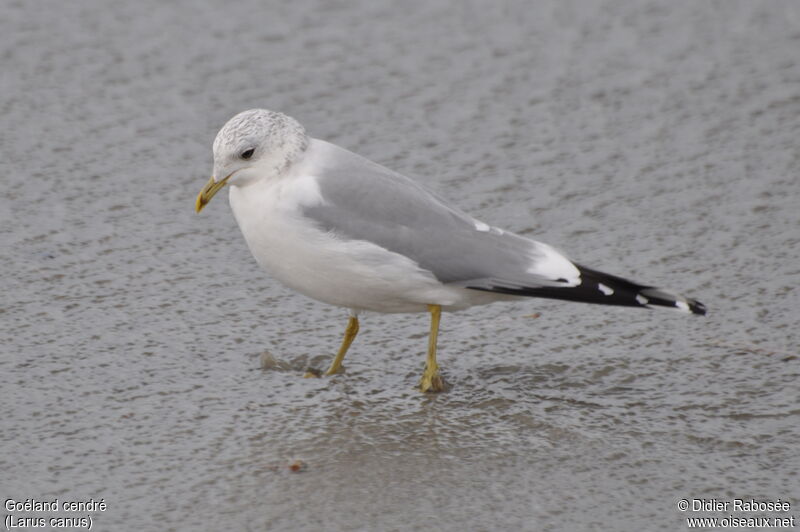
[195,174,231,213]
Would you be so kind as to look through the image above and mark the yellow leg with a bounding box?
[324,315,359,376]
[419,304,446,393]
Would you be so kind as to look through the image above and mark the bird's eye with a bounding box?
[240,148,255,160]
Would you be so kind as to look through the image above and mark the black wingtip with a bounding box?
[465,263,707,316]
[689,299,707,316]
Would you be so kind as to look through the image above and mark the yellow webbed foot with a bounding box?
[419,373,446,393]
[419,362,446,393]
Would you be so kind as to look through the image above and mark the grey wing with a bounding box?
[301,141,580,288]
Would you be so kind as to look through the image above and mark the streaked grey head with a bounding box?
[212,109,309,186]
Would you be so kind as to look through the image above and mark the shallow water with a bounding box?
[2,1,798,531]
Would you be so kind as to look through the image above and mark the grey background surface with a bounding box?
[2,1,798,531]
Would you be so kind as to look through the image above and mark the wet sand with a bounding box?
[1,1,798,530]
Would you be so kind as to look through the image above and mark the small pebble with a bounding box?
[288,460,306,472]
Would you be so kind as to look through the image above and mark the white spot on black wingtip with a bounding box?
[473,220,490,232]
[675,300,690,312]
[598,283,614,296]
[635,294,649,306]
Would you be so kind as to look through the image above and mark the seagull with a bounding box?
[195,109,706,392]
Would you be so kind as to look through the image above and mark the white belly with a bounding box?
[228,179,480,313]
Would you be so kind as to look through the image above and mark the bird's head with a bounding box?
[195,109,308,212]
